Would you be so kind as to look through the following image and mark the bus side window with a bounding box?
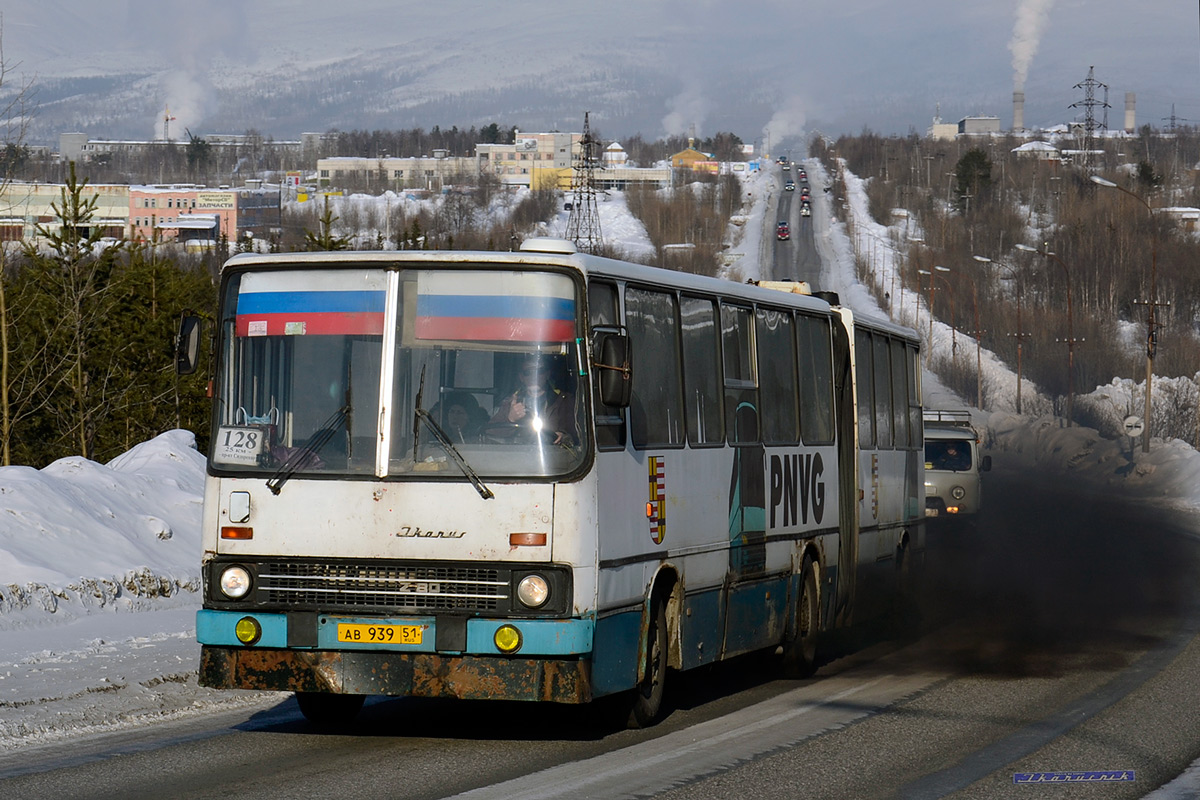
[722,303,758,444]
[797,314,835,444]
[625,285,684,448]
[756,307,799,444]
[872,334,894,448]
[680,295,723,446]
[890,338,910,449]
[908,344,923,445]
[589,280,626,450]
[855,329,875,448]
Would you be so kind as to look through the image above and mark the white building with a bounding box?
[315,154,475,190]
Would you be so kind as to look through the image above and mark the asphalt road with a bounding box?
[770,162,824,285]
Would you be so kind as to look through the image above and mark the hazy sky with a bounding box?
[2,1,1197,145]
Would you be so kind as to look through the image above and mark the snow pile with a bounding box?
[0,430,205,628]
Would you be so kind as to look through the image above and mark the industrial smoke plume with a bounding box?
[1009,0,1056,92]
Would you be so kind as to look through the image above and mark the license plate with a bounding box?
[337,623,423,644]
[925,508,939,517]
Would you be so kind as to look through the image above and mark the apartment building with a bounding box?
[0,181,280,247]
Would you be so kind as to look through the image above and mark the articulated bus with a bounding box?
[177,238,925,727]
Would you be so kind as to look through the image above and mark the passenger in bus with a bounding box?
[432,392,487,444]
[490,355,577,445]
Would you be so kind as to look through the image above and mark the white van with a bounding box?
[923,409,990,533]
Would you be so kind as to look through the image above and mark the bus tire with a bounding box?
[295,692,365,727]
[781,555,820,678]
[626,600,668,729]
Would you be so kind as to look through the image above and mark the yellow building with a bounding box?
[670,139,711,170]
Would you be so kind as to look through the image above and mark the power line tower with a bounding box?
[564,112,603,253]
[1163,104,1190,131]
[1069,66,1109,171]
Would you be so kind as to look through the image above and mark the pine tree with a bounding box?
[20,161,125,459]
[106,240,215,458]
[303,195,351,251]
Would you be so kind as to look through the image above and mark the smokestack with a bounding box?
[1013,90,1025,132]
[1125,92,1136,133]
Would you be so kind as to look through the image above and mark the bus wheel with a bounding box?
[295,692,365,727]
[781,555,820,678]
[627,600,668,729]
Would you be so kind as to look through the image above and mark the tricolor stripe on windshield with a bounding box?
[414,270,576,342]
[235,270,387,337]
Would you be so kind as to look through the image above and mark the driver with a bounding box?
[490,354,577,445]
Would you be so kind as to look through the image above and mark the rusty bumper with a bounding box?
[200,646,593,703]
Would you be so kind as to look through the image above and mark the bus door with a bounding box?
[727,402,766,579]
[831,316,858,623]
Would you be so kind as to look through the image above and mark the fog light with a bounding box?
[235,616,262,645]
[946,506,960,514]
[494,624,522,653]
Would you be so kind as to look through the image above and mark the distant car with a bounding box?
[798,170,807,180]
[800,203,811,217]
[776,222,790,240]
[782,162,790,171]
[785,180,795,191]
[800,188,811,200]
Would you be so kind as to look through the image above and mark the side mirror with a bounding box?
[981,455,992,472]
[594,332,632,408]
[175,313,202,375]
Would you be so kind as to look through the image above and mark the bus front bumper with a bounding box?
[200,645,593,703]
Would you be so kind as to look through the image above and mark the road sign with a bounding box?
[1123,416,1144,438]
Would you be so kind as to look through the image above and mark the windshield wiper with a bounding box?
[410,364,492,500]
[413,408,494,500]
[413,365,426,462]
[266,404,349,495]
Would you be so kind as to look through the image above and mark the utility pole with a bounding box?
[1091,175,1163,452]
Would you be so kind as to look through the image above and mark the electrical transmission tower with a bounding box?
[1163,104,1190,131]
[564,112,603,253]
[1069,66,1110,170]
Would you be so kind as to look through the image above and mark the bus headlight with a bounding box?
[219,565,253,599]
[517,574,550,608]
[950,485,967,501]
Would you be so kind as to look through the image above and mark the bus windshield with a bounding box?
[211,266,588,481]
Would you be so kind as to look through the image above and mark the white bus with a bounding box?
[177,238,925,727]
